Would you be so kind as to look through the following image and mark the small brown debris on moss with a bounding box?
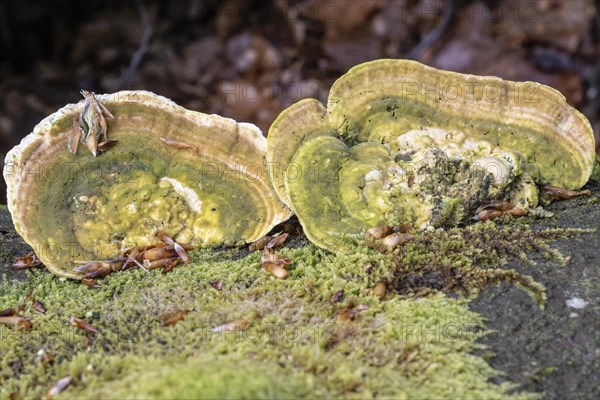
[367,225,392,239]
[381,233,415,249]
[372,280,387,298]
[82,277,101,288]
[38,349,55,366]
[331,290,344,303]
[31,300,46,314]
[0,307,16,317]
[45,376,72,400]
[212,320,249,332]
[160,307,191,327]
[261,248,292,279]
[0,315,33,330]
[69,317,99,335]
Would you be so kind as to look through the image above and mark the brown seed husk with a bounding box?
[367,225,393,239]
[381,233,415,248]
[160,307,190,327]
[69,317,98,335]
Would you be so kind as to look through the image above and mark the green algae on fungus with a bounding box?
[267,59,595,252]
[3,91,292,279]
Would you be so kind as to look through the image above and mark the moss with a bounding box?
[74,356,322,399]
[380,221,592,306]
[4,216,587,399]
[590,156,600,184]
[0,226,554,399]
[433,197,465,228]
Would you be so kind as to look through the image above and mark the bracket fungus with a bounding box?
[267,59,595,252]
[4,90,291,278]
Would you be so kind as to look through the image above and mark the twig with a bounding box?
[119,0,153,89]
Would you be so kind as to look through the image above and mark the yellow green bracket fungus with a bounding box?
[268,59,595,252]
[4,91,291,278]
[266,98,337,207]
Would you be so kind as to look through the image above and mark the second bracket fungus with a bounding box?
[4,91,291,278]
[267,59,595,252]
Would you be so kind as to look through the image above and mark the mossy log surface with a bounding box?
[0,183,598,399]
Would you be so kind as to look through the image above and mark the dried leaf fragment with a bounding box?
[143,246,175,261]
[249,235,272,251]
[97,139,119,154]
[38,349,55,366]
[0,315,33,330]
[160,137,198,151]
[82,277,101,288]
[209,280,223,290]
[337,308,357,321]
[77,90,114,157]
[393,223,413,234]
[69,317,98,335]
[13,252,42,269]
[67,117,81,155]
[155,230,191,263]
[367,225,392,239]
[73,232,194,281]
[381,233,415,248]
[0,308,16,317]
[481,200,514,211]
[173,243,190,263]
[31,300,46,314]
[161,258,180,274]
[541,185,591,200]
[266,232,289,249]
[73,260,123,279]
[331,290,344,303]
[160,307,190,327]
[261,248,292,279]
[146,257,179,270]
[472,209,503,222]
[507,208,528,217]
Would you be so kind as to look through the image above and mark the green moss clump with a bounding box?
[0,229,549,399]
[369,221,593,307]
[433,197,466,228]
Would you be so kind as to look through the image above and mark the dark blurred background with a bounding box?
[1,0,599,204]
